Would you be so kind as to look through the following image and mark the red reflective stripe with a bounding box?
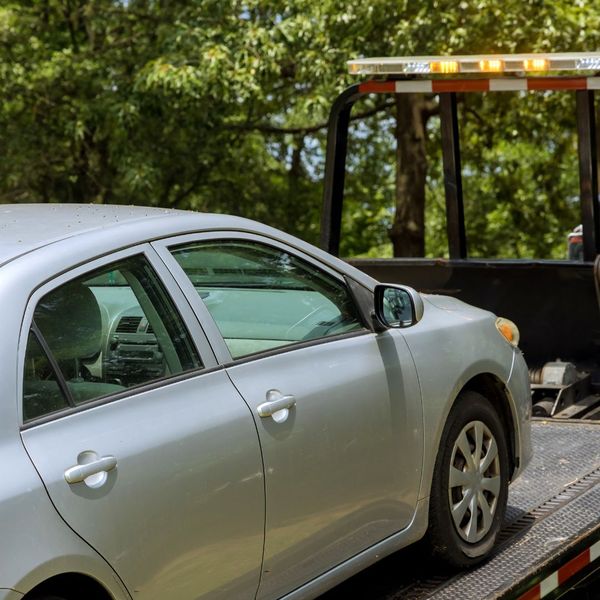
[558,548,591,586]
[359,81,395,94]
[432,79,490,93]
[527,77,587,91]
[359,76,592,95]
[518,584,541,600]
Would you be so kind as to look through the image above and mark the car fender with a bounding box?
[399,297,521,501]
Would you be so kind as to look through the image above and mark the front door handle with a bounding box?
[64,454,117,485]
[257,390,296,422]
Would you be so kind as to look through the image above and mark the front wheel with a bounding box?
[426,391,509,568]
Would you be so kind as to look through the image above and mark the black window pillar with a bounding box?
[439,92,467,259]
[320,84,363,256]
[576,89,600,262]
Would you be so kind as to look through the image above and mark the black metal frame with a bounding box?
[576,90,600,261]
[321,82,600,261]
[320,84,363,255]
[439,93,467,259]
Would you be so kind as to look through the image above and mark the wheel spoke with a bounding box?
[480,437,498,472]
[450,466,471,487]
[451,490,472,528]
[478,491,493,534]
[474,422,484,464]
[465,493,479,542]
[481,474,501,497]
[456,431,476,470]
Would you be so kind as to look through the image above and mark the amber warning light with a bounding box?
[348,53,600,76]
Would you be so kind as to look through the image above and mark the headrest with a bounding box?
[35,281,102,361]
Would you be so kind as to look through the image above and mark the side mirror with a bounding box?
[373,284,424,331]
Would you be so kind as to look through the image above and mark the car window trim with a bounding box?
[221,329,373,368]
[119,266,185,374]
[18,243,218,426]
[29,321,76,408]
[144,244,218,367]
[20,364,226,430]
[154,231,352,282]
[152,231,371,365]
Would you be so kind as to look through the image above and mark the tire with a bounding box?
[425,390,509,568]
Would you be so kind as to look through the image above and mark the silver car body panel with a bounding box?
[0,433,130,599]
[400,295,532,500]
[505,346,534,476]
[0,266,131,599]
[279,497,430,600]
[0,205,531,599]
[152,231,424,599]
[226,332,423,600]
[13,243,265,600]
[21,370,265,600]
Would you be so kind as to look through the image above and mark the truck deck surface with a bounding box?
[321,420,600,600]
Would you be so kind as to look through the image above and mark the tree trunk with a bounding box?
[286,136,305,234]
[390,94,428,257]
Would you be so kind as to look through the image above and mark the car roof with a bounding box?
[0,203,380,310]
[0,204,250,266]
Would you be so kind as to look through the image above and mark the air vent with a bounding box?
[116,316,142,333]
[146,322,154,334]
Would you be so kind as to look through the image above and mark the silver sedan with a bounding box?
[0,204,531,600]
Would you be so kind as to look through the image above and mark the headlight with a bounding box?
[495,317,520,347]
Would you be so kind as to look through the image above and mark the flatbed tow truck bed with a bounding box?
[321,420,600,600]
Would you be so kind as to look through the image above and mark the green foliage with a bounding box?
[461,91,581,259]
[0,0,599,258]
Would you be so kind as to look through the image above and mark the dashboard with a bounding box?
[90,287,167,387]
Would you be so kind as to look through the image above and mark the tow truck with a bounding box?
[319,53,600,599]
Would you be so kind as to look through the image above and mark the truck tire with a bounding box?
[426,390,509,568]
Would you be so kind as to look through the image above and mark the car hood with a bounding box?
[423,293,495,316]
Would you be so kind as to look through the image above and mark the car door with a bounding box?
[154,233,424,600]
[19,245,265,600]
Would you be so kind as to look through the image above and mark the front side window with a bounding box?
[170,240,365,359]
[23,254,202,421]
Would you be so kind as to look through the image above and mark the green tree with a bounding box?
[0,0,599,258]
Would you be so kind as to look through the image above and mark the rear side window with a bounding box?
[23,332,70,420]
[23,254,202,422]
[170,240,365,359]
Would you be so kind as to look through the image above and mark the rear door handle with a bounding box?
[64,454,117,485]
[257,390,296,422]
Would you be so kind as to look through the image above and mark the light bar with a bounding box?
[348,53,600,76]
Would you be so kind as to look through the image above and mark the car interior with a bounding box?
[22,256,200,421]
[21,243,365,421]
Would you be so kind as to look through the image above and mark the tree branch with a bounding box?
[225,100,395,136]
[63,0,80,53]
[464,106,485,126]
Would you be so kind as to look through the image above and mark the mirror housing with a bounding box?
[372,284,424,331]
